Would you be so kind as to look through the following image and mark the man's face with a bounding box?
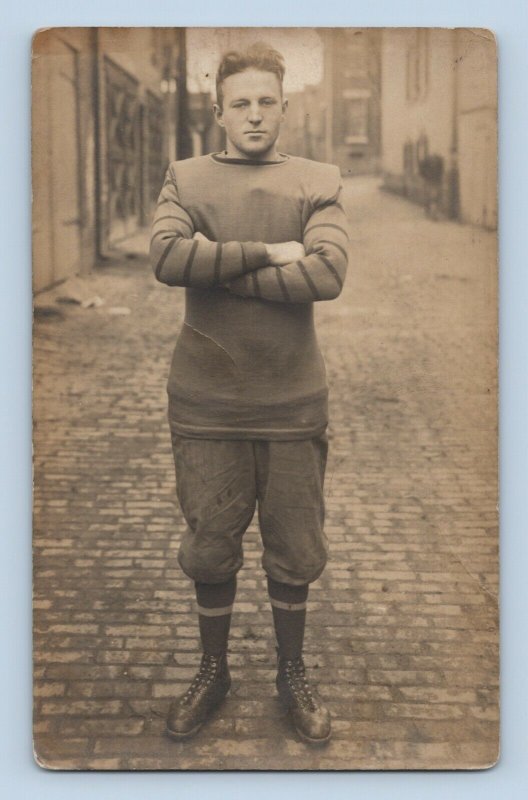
[214,68,287,160]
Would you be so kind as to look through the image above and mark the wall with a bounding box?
[32,28,98,292]
[380,27,497,228]
[381,28,456,204]
[456,29,497,229]
[32,27,186,293]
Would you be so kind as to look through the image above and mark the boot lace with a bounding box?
[282,657,318,712]
[181,654,220,705]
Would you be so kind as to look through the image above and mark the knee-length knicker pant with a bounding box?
[170,433,329,587]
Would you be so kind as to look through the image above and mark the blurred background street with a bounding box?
[33,173,498,770]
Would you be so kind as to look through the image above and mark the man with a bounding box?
[150,43,349,745]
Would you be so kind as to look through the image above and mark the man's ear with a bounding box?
[281,97,288,119]
[213,103,224,127]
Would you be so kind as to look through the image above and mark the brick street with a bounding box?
[33,177,498,771]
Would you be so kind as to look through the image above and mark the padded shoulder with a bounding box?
[285,157,340,204]
[168,155,212,183]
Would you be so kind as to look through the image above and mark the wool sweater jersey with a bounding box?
[150,152,349,440]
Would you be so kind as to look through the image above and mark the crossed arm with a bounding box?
[150,167,270,286]
[150,166,349,303]
[225,192,349,302]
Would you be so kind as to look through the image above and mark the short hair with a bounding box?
[215,42,286,107]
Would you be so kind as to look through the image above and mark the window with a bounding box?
[342,89,370,145]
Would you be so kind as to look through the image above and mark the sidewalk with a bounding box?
[33,177,498,770]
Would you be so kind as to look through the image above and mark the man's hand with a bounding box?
[193,232,305,267]
[265,241,306,265]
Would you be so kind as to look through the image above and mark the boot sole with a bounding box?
[293,723,332,746]
[277,687,332,746]
[165,688,230,741]
[165,720,204,741]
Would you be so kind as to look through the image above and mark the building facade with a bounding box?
[320,28,382,175]
[279,29,382,174]
[32,27,190,293]
[380,28,497,229]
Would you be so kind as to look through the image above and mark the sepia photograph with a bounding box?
[32,26,498,771]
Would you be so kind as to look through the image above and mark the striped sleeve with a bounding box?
[227,184,349,303]
[150,166,269,287]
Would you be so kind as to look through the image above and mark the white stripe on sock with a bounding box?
[269,598,307,612]
[196,603,234,617]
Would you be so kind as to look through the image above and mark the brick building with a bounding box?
[320,28,382,174]
[32,28,190,293]
[279,29,382,174]
[380,28,497,229]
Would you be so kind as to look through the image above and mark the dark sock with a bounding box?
[195,577,237,657]
[267,576,309,660]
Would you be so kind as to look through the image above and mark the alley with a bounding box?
[33,178,498,770]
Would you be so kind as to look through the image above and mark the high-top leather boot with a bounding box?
[166,653,231,740]
[276,654,331,744]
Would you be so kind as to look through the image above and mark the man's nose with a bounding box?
[248,103,263,123]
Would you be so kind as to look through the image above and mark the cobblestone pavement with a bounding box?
[33,177,498,771]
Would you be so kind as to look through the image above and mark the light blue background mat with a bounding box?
[2,0,526,796]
